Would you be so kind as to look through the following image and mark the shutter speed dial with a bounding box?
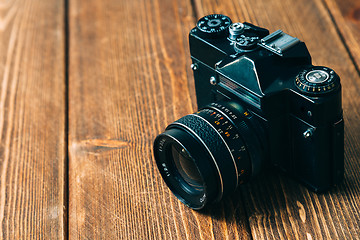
[295,66,340,95]
[196,14,232,38]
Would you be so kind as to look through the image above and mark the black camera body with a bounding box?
[154,14,344,209]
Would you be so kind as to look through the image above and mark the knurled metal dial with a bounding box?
[295,66,340,95]
[196,14,232,38]
[234,35,260,50]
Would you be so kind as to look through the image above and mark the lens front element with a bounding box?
[171,144,204,192]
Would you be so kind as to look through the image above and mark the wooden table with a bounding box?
[0,0,359,239]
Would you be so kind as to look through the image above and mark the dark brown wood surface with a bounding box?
[0,0,65,239]
[324,0,360,70]
[1,0,360,239]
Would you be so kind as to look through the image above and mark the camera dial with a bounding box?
[295,66,340,95]
[196,14,232,38]
[229,23,269,51]
[234,35,260,50]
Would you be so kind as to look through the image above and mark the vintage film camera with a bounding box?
[153,14,344,210]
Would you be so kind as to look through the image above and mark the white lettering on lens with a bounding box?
[200,194,206,203]
[158,138,166,151]
[162,163,170,177]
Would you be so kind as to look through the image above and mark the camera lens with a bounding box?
[154,101,266,209]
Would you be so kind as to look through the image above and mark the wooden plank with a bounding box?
[0,1,65,239]
[194,0,360,239]
[68,0,251,239]
[323,0,360,71]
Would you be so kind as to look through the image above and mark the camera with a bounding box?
[153,14,344,210]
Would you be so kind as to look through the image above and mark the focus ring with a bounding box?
[168,114,238,200]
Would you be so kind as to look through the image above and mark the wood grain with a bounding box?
[323,0,360,71]
[1,0,359,239]
[0,0,65,239]
[68,0,360,239]
[194,0,360,239]
[68,0,251,239]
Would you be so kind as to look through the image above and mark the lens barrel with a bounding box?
[153,101,265,209]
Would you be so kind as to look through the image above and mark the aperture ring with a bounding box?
[207,102,264,178]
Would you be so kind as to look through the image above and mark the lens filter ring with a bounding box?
[154,128,219,209]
